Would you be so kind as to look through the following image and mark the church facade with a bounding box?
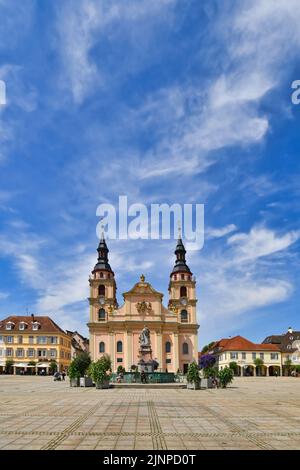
[87,236,199,373]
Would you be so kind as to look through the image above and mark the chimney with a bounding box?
[288,326,293,334]
[31,313,35,322]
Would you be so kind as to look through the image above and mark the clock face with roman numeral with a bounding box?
[180,297,187,306]
[98,297,105,305]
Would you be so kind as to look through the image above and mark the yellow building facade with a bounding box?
[88,235,199,373]
[0,315,71,374]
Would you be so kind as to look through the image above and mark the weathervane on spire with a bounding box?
[177,220,182,239]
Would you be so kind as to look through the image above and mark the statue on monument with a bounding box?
[139,325,151,348]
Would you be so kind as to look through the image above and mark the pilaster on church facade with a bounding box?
[87,235,199,373]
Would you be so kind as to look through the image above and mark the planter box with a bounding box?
[70,378,80,387]
[96,381,110,389]
[80,377,93,387]
[201,378,214,389]
[187,381,200,390]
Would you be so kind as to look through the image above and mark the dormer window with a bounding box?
[6,321,15,331]
[19,322,27,331]
[32,322,40,331]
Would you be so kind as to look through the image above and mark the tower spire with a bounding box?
[93,233,113,274]
[170,232,191,276]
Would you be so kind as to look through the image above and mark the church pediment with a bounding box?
[122,275,163,299]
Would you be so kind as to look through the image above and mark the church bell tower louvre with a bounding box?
[87,233,199,373]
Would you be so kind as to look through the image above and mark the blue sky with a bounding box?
[0,0,300,347]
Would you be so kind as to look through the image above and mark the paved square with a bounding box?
[0,376,300,450]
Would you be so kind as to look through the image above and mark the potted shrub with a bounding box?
[186,362,201,390]
[88,354,112,389]
[218,367,234,388]
[68,360,81,387]
[68,352,92,387]
[199,354,216,388]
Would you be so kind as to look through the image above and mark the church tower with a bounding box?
[168,232,198,336]
[88,234,117,325]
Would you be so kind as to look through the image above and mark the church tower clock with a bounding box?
[88,234,118,324]
[168,233,197,326]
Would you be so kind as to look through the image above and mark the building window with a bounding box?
[252,352,256,360]
[0,336,3,344]
[19,322,26,331]
[28,349,35,357]
[180,286,187,297]
[165,341,171,353]
[260,353,264,360]
[6,323,13,330]
[38,349,47,358]
[230,352,238,360]
[271,353,278,360]
[181,274,185,280]
[100,272,104,278]
[50,349,57,357]
[182,342,189,355]
[6,348,13,357]
[29,336,34,344]
[98,308,106,321]
[117,358,123,363]
[18,336,23,344]
[166,358,171,364]
[99,342,105,353]
[0,349,3,356]
[174,275,177,280]
[117,341,123,353]
[180,310,188,323]
[242,352,246,360]
[37,336,47,344]
[98,284,105,296]
[16,348,24,358]
[6,336,13,344]
[49,336,57,344]
[32,322,40,331]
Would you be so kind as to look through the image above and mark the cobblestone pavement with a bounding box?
[0,376,300,450]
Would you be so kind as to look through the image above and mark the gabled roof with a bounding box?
[262,330,300,353]
[123,278,163,298]
[0,316,66,335]
[212,335,280,352]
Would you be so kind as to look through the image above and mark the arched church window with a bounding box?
[182,342,189,354]
[181,274,185,280]
[98,308,106,321]
[180,286,187,297]
[117,341,123,353]
[100,272,103,278]
[165,341,171,353]
[98,284,105,296]
[181,310,188,323]
[99,342,105,353]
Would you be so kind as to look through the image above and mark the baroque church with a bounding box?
[87,235,199,373]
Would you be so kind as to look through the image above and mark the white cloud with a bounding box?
[0,292,9,300]
[206,224,237,239]
[56,0,176,104]
[228,227,299,262]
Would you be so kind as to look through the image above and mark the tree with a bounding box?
[68,352,91,380]
[117,365,125,375]
[284,359,294,376]
[49,361,57,374]
[88,354,112,386]
[218,367,234,388]
[199,354,216,369]
[5,359,14,374]
[201,342,215,354]
[229,361,238,375]
[186,362,200,385]
[253,358,264,376]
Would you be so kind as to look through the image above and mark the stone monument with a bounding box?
[138,326,156,372]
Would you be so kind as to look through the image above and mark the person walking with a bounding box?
[61,369,66,381]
